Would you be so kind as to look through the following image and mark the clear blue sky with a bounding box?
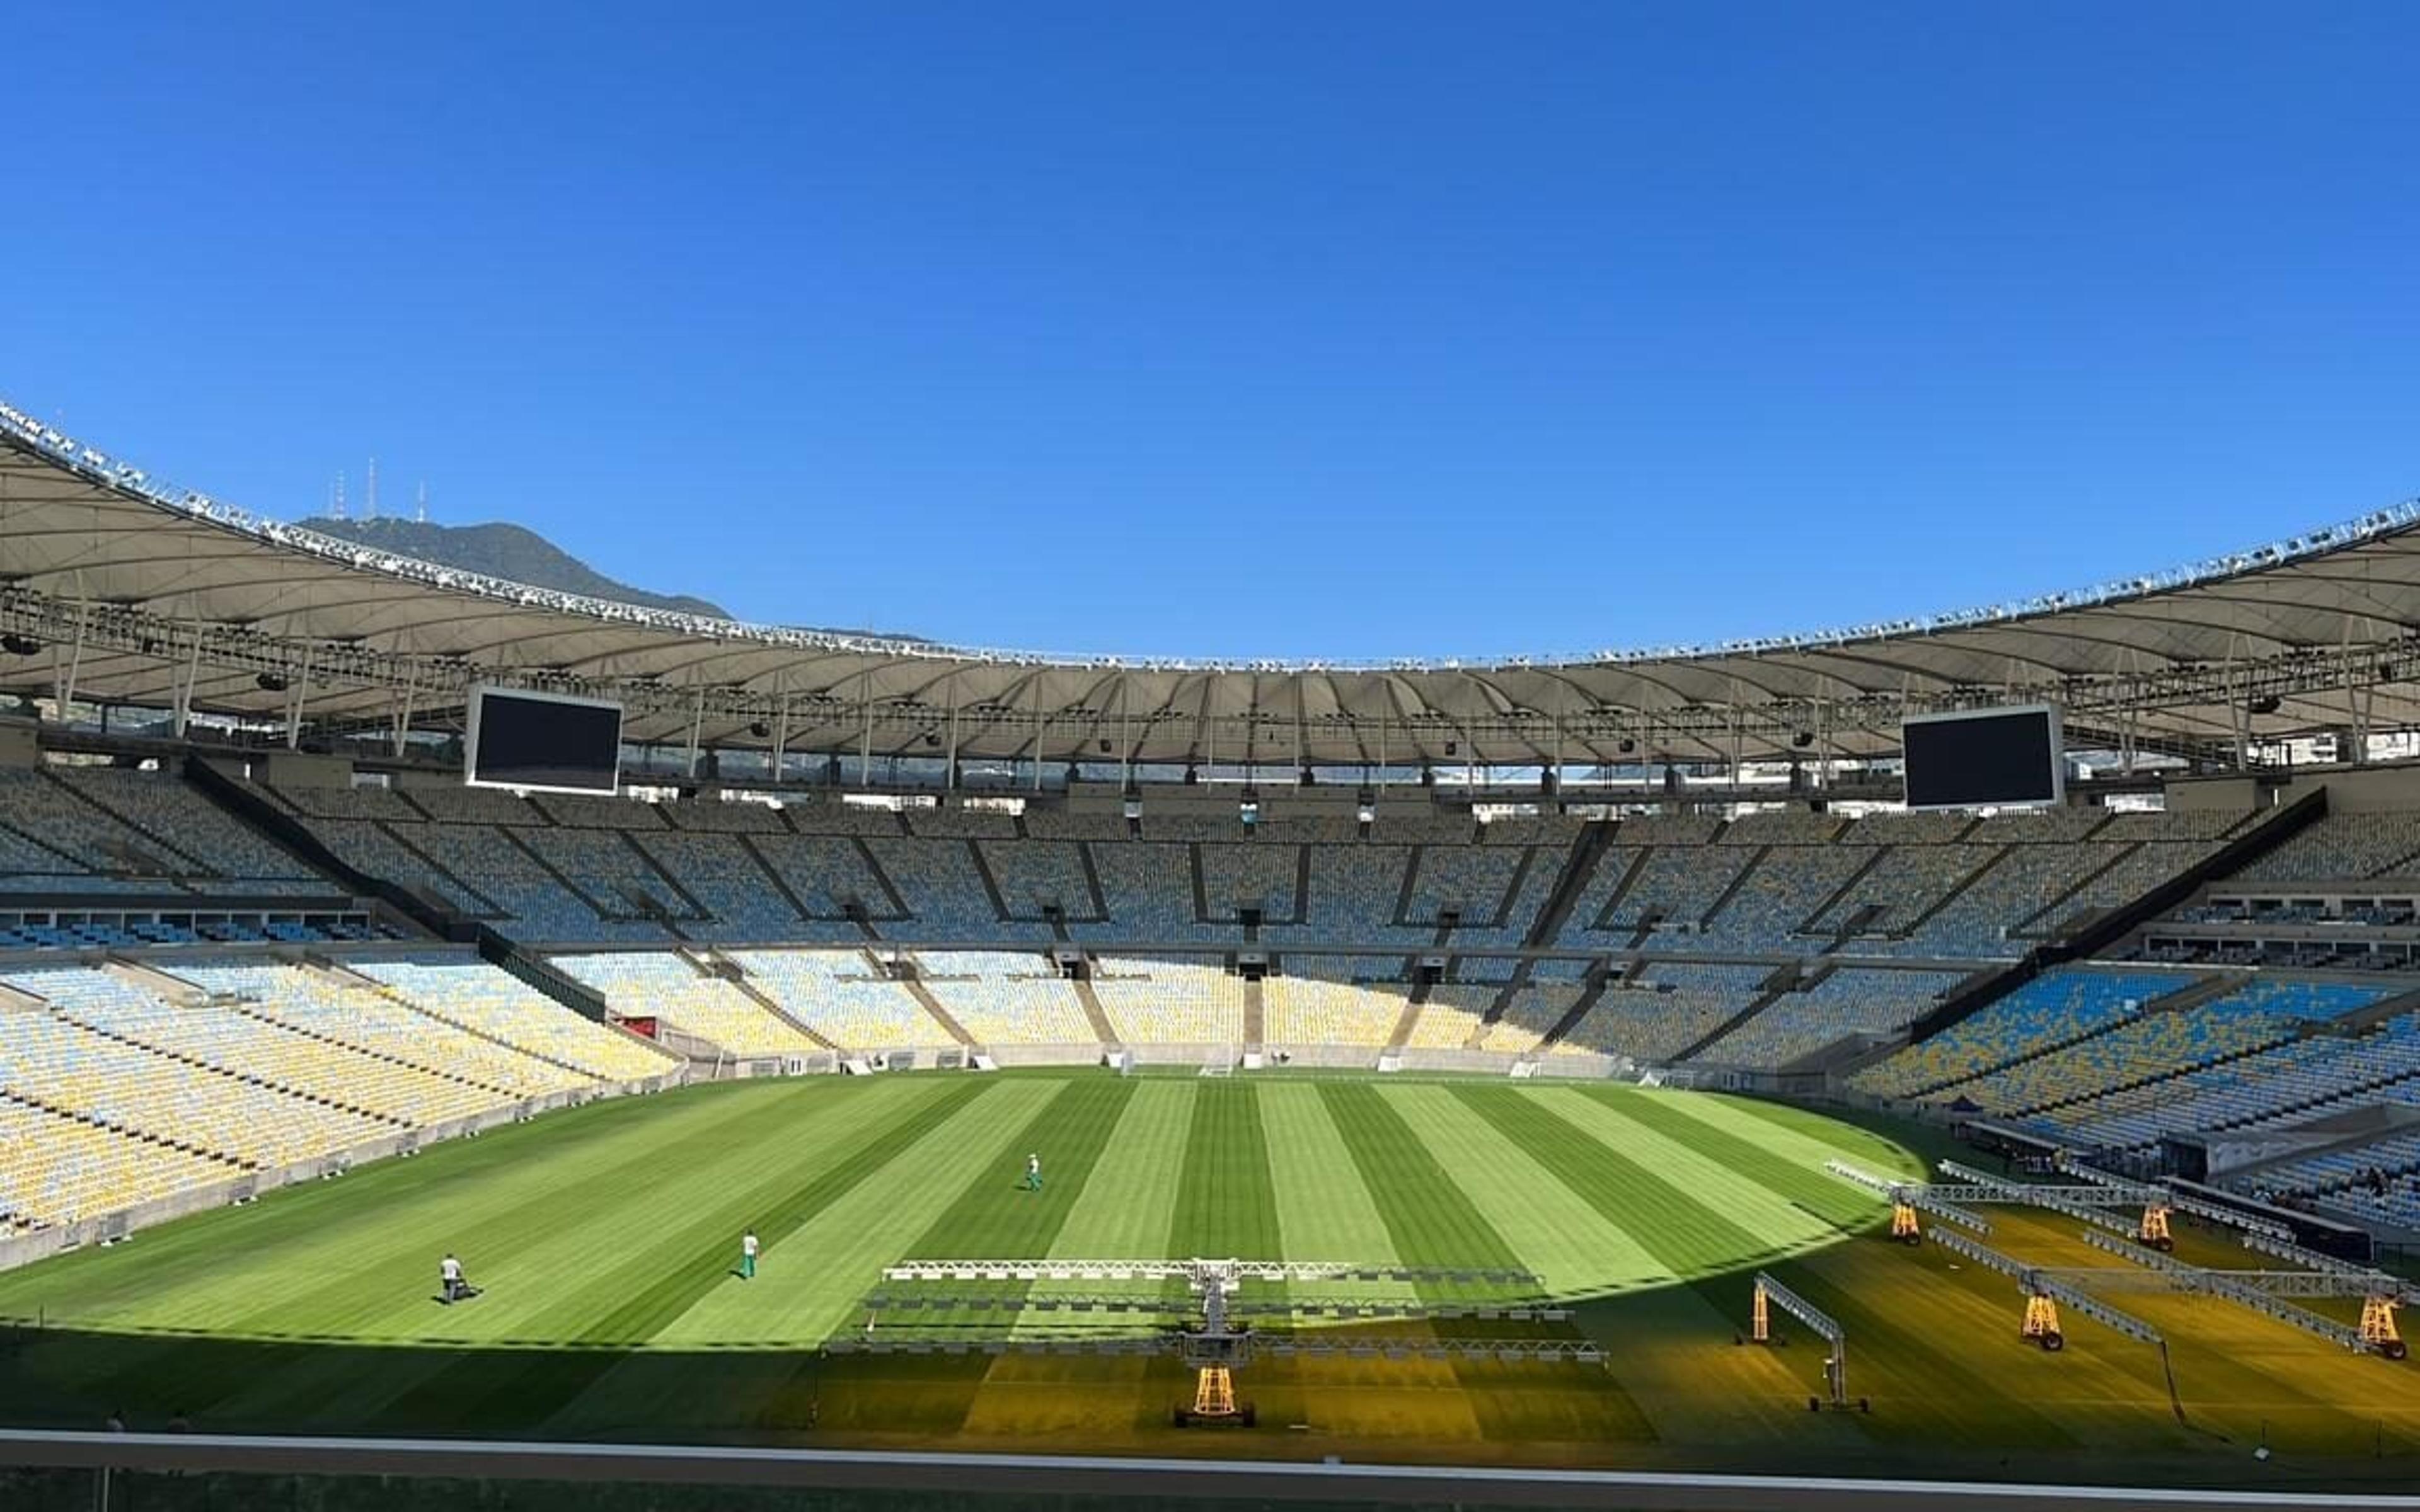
[8,4,2417,660]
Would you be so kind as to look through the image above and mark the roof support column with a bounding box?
[173,621,204,740]
[1376,698,1387,794]
[57,598,88,716]
[391,676,417,759]
[1030,677,1044,791]
[1117,675,1131,793]
[684,685,706,779]
[2227,640,2250,770]
[944,675,962,793]
[860,671,875,788]
[770,681,790,786]
[284,642,314,750]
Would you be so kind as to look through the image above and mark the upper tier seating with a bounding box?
[2233,814,2420,883]
[0,768,337,897]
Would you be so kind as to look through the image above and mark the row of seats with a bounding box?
[1089,959,1247,1043]
[724,950,959,1050]
[1926,980,2392,1125]
[554,953,832,1057]
[915,951,1096,1043]
[1262,973,1407,1046]
[0,769,335,893]
[1852,968,2185,1097]
[1559,963,1772,1062]
[0,1095,241,1229]
[0,955,679,1228]
[2063,1013,2420,1151]
[1692,968,1968,1070]
[0,917,394,951]
[258,778,2256,956]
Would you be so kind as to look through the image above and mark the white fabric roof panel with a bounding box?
[3,406,2419,767]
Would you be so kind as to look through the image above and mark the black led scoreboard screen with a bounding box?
[1901,705,2064,811]
[464,687,624,796]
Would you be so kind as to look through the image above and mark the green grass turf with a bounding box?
[0,1069,2415,1484]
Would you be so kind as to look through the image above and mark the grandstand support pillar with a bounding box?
[685,685,705,779]
[1029,675,1043,791]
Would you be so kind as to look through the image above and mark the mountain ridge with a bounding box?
[294,515,923,642]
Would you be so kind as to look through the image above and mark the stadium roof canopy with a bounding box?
[5,401,2419,771]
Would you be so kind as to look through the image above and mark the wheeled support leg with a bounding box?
[2361,1295,2406,1360]
[1891,1201,1922,1246]
[2022,1293,2065,1351]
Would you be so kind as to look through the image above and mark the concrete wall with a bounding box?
[0,717,40,770]
[2278,765,2420,813]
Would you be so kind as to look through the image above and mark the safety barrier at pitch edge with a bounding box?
[7,1429,2418,1511]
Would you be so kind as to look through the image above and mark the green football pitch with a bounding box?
[1,1070,2415,1485]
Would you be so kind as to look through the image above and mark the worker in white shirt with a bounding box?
[740,1228,760,1280]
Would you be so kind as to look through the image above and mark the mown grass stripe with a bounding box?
[1328,1082,1660,1445]
[1314,1082,1523,1270]
[22,1079,959,1435]
[1166,1080,1282,1257]
[649,1077,1065,1348]
[1543,1087,1880,1235]
[1445,1083,1783,1285]
[1379,1084,1671,1293]
[1047,1080,1197,1259]
[0,1077,894,1336]
[1257,1082,1406,1266]
[1653,1090,1930,1183]
[405,1079,1017,1429]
